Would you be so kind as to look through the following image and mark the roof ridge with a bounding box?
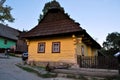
[0,23,21,32]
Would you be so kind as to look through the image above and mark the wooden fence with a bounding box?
[77,55,119,70]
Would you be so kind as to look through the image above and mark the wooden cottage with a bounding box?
[0,24,20,53]
[24,0,101,67]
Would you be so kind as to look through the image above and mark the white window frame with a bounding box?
[38,42,45,53]
[52,42,60,53]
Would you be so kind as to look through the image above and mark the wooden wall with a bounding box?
[27,36,76,64]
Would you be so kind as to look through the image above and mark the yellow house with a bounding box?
[24,0,101,67]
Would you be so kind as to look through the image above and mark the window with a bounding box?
[38,42,45,53]
[4,39,7,44]
[81,45,84,56]
[52,42,60,53]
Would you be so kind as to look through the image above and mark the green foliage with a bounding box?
[103,32,120,50]
[9,53,15,56]
[0,0,14,23]
[38,0,64,22]
[100,32,120,56]
[0,0,6,5]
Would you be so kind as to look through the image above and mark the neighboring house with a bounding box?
[24,1,101,67]
[0,24,20,53]
[15,31,28,54]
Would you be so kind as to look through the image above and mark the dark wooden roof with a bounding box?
[0,24,20,41]
[24,9,83,38]
[24,7,101,49]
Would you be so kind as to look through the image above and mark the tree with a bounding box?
[0,0,5,5]
[38,0,64,22]
[101,32,120,56]
[0,0,14,23]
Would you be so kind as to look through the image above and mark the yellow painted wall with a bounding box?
[28,36,76,63]
[86,45,98,56]
[27,36,98,65]
[76,40,98,56]
[87,45,92,56]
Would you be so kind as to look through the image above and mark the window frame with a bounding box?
[52,42,60,53]
[38,42,46,53]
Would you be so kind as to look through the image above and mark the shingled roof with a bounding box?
[24,8,83,38]
[0,24,20,41]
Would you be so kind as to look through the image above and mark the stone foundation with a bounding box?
[27,60,76,68]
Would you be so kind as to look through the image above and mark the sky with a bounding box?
[4,0,120,46]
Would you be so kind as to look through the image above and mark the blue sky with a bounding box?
[4,0,120,46]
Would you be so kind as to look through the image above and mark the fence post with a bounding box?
[118,64,120,74]
[77,55,80,67]
[79,56,82,67]
[117,56,120,74]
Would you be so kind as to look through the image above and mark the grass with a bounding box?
[9,53,21,57]
[9,53,16,57]
[103,76,120,80]
[16,64,36,72]
[41,73,57,78]
[16,64,57,78]
[66,74,89,80]
[66,74,120,80]
[33,66,45,69]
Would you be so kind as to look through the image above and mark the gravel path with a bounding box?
[0,56,46,80]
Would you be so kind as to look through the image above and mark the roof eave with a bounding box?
[23,31,82,39]
[82,30,101,49]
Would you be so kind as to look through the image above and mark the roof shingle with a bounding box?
[0,24,20,40]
